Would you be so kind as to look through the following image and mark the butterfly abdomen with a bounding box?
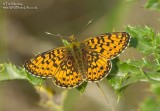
[69,42,87,79]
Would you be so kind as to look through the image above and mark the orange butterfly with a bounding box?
[24,32,130,88]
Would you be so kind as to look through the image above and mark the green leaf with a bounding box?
[25,71,45,86]
[0,63,44,86]
[145,0,160,11]
[126,26,157,54]
[0,63,26,81]
[76,81,88,93]
[108,59,160,94]
[139,84,160,111]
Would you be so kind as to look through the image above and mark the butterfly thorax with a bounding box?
[63,35,87,79]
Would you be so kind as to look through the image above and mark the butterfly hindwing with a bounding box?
[83,32,130,59]
[53,56,83,88]
[84,51,112,82]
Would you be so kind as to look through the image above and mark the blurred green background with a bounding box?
[0,0,160,111]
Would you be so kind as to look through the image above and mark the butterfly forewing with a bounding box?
[83,32,130,59]
[24,47,66,78]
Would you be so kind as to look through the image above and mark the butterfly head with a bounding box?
[62,35,77,46]
[68,35,76,42]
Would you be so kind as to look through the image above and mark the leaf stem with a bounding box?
[96,83,115,111]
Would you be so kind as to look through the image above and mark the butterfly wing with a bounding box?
[53,55,83,88]
[83,32,130,59]
[24,47,83,88]
[83,51,111,82]
[82,32,130,82]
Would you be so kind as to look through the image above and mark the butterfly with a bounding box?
[24,32,130,88]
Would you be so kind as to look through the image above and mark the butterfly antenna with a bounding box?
[96,83,115,111]
[45,32,65,40]
[75,18,93,38]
